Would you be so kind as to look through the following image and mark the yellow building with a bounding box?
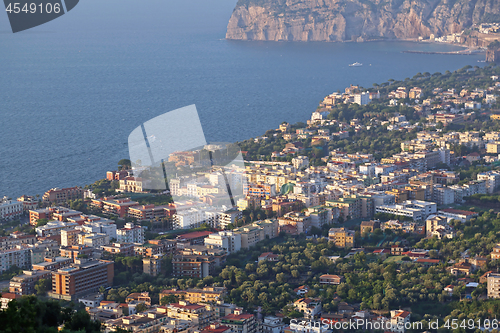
[487,142,500,154]
[490,114,500,120]
[328,227,355,248]
[159,286,226,304]
[233,225,263,249]
[159,301,214,327]
[252,219,279,239]
[197,185,220,197]
[386,189,409,204]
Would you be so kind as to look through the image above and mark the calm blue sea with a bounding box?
[0,0,485,197]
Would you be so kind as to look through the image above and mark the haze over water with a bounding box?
[0,0,484,197]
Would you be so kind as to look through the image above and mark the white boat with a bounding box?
[349,62,363,67]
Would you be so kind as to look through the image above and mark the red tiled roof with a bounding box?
[0,293,20,300]
[171,303,204,310]
[416,259,440,263]
[394,310,410,318]
[440,208,477,216]
[176,231,213,241]
[222,313,254,320]
[201,325,231,333]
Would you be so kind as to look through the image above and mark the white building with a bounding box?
[311,111,329,122]
[204,231,242,254]
[389,310,411,333]
[292,156,310,170]
[426,215,455,239]
[354,92,370,105]
[173,208,206,230]
[0,197,23,221]
[462,180,486,196]
[477,171,500,194]
[375,200,436,221]
[262,316,285,333]
[433,185,455,205]
[359,164,376,177]
[438,148,451,165]
[0,245,31,273]
[79,233,109,248]
[465,102,481,110]
[35,221,79,237]
[293,298,322,319]
[487,273,500,298]
[80,219,117,240]
[116,222,144,244]
[219,209,242,229]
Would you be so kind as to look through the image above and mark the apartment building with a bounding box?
[426,216,455,239]
[278,212,311,235]
[360,220,380,234]
[491,243,500,260]
[173,208,207,230]
[35,221,79,237]
[143,256,162,276]
[59,245,93,261]
[117,222,144,244]
[61,229,81,247]
[91,197,139,217]
[159,301,215,328]
[0,245,31,273]
[135,239,177,257]
[487,273,500,299]
[375,200,437,221]
[486,142,500,154]
[29,206,80,225]
[326,196,361,220]
[221,312,257,333]
[252,219,279,239]
[219,209,242,229]
[42,187,83,204]
[102,242,135,257]
[160,287,227,304]
[9,270,52,295]
[16,195,38,212]
[78,232,109,248]
[328,227,355,248]
[293,298,322,319]
[204,231,242,254]
[128,204,175,220]
[477,171,500,194]
[0,233,36,250]
[0,197,23,220]
[49,259,114,301]
[172,252,217,279]
[69,215,117,239]
[432,185,455,205]
[32,257,72,271]
[233,225,263,249]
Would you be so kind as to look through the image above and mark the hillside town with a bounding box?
[3,65,500,332]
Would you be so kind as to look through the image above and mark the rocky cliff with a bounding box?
[226,0,500,42]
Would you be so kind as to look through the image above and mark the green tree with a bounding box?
[135,303,147,313]
[35,278,51,296]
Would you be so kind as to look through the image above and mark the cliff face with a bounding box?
[226,0,500,42]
